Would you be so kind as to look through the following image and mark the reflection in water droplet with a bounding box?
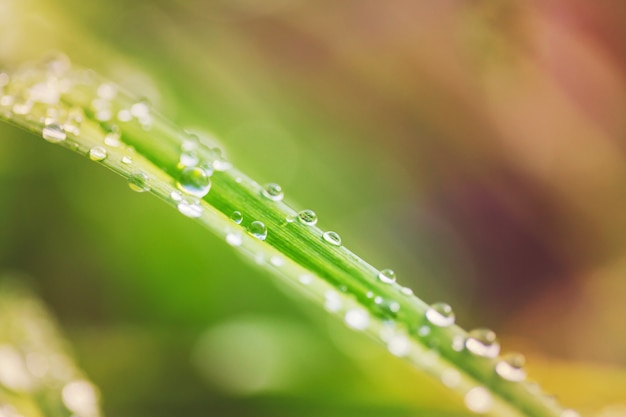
[297,209,317,226]
[344,308,369,330]
[425,302,455,327]
[231,211,243,224]
[262,183,284,201]
[378,269,396,284]
[128,172,150,192]
[464,387,492,414]
[177,167,211,198]
[495,353,526,382]
[42,123,66,143]
[226,232,243,247]
[177,198,203,218]
[88,146,107,161]
[466,329,500,358]
[322,231,342,246]
[247,221,267,241]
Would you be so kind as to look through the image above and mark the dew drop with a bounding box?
[117,109,132,122]
[104,134,120,147]
[400,287,414,296]
[344,308,369,330]
[179,151,199,167]
[128,172,150,193]
[130,99,150,119]
[226,232,243,247]
[452,335,465,352]
[466,328,500,358]
[417,326,431,337]
[387,334,410,357]
[88,146,107,162]
[464,387,492,414]
[177,198,203,218]
[177,167,211,198]
[495,353,527,382]
[170,190,183,201]
[561,410,580,417]
[299,275,313,285]
[231,211,243,224]
[378,269,396,284]
[297,209,318,226]
[425,302,455,327]
[42,123,66,143]
[247,221,267,241]
[324,290,342,312]
[121,156,133,165]
[322,231,342,246]
[213,158,232,171]
[441,369,461,388]
[285,214,295,223]
[270,256,284,267]
[262,183,284,201]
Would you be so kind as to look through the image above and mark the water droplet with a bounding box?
[42,123,66,143]
[561,410,580,417]
[285,214,295,223]
[95,109,112,122]
[400,287,414,296]
[344,308,369,330]
[177,198,203,218]
[324,290,342,312]
[418,326,431,337]
[378,269,396,284]
[177,167,211,198]
[464,387,492,414]
[117,109,132,122]
[452,335,465,352]
[97,83,117,100]
[495,353,527,382]
[121,156,133,165]
[128,172,150,192]
[441,369,461,388]
[226,232,243,247]
[297,209,318,226]
[466,328,500,358]
[262,183,284,201]
[62,380,98,416]
[389,301,400,313]
[130,99,150,119]
[104,135,120,147]
[213,158,232,171]
[247,221,267,241]
[88,146,107,161]
[322,231,342,246]
[179,151,199,167]
[270,256,284,267]
[231,211,243,224]
[387,334,410,357]
[170,190,183,201]
[425,302,455,327]
[299,275,313,285]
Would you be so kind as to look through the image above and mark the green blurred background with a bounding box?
[1,0,626,415]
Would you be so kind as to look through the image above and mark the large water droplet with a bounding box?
[231,211,243,224]
[247,221,267,241]
[378,269,396,284]
[466,328,500,358]
[128,172,150,192]
[297,209,317,226]
[177,198,203,218]
[88,146,107,162]
[344,308,369,330]
[322,231,342,246]
[495,353,526,382]
[425,302,455,327]
[42,123,66,143]
[262,183,284,201]
[177,167,211,198]
[464,387,492,414]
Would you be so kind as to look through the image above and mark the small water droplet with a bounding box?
[42,123,66,143]
[117,109,132,122]
[128,172,150,192]
[418,326,431,337]
[495,353,527,382]
[179,151,199,167]
[121,156,133,165]
[425,302,455,327]
[262,183,284,201]
[97,83,117,100]
[387,334,410,357]
[95,109,112,121]
[88,146,107,161]
[561,410,580,417]
[299,275,313,285]
[285,214,295,223]
[297,209,318,226]
[464,387,492,414]
[452,335,465,352]
[400,287,414,296]
[231,211,243,224]
[213,158,232,171]
[13,99,33,115]
[378,269,396,284]
[247,221,267,240]
[177,198,203,218]
[322,231,342,246]
[226,232,243,247]
[270,256,284,267]
[466,328,500,358]
[170,190,183,201]
[324,290,342,312]
[104,135,120,147]
[344,308,369,330]
[441,369,461,388]
[177,167,211,198]
[389,301,400,313]
[130,99,150,119]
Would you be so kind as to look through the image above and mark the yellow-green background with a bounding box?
[1,0,625,415]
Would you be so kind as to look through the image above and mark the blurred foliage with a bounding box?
[1,0,626,415]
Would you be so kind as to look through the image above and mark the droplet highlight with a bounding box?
[128,172,150,193]
[297,209,318,226]
[231,211,243,224]
[465,328,500,358]
[88,146,107,162]
[322,231,342,246]
[42,123,66,143]
[247,221,267,241]
[378,269,396,284]
[262,183,284,201]
[495,353,526,382]
[425,302,455,327]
